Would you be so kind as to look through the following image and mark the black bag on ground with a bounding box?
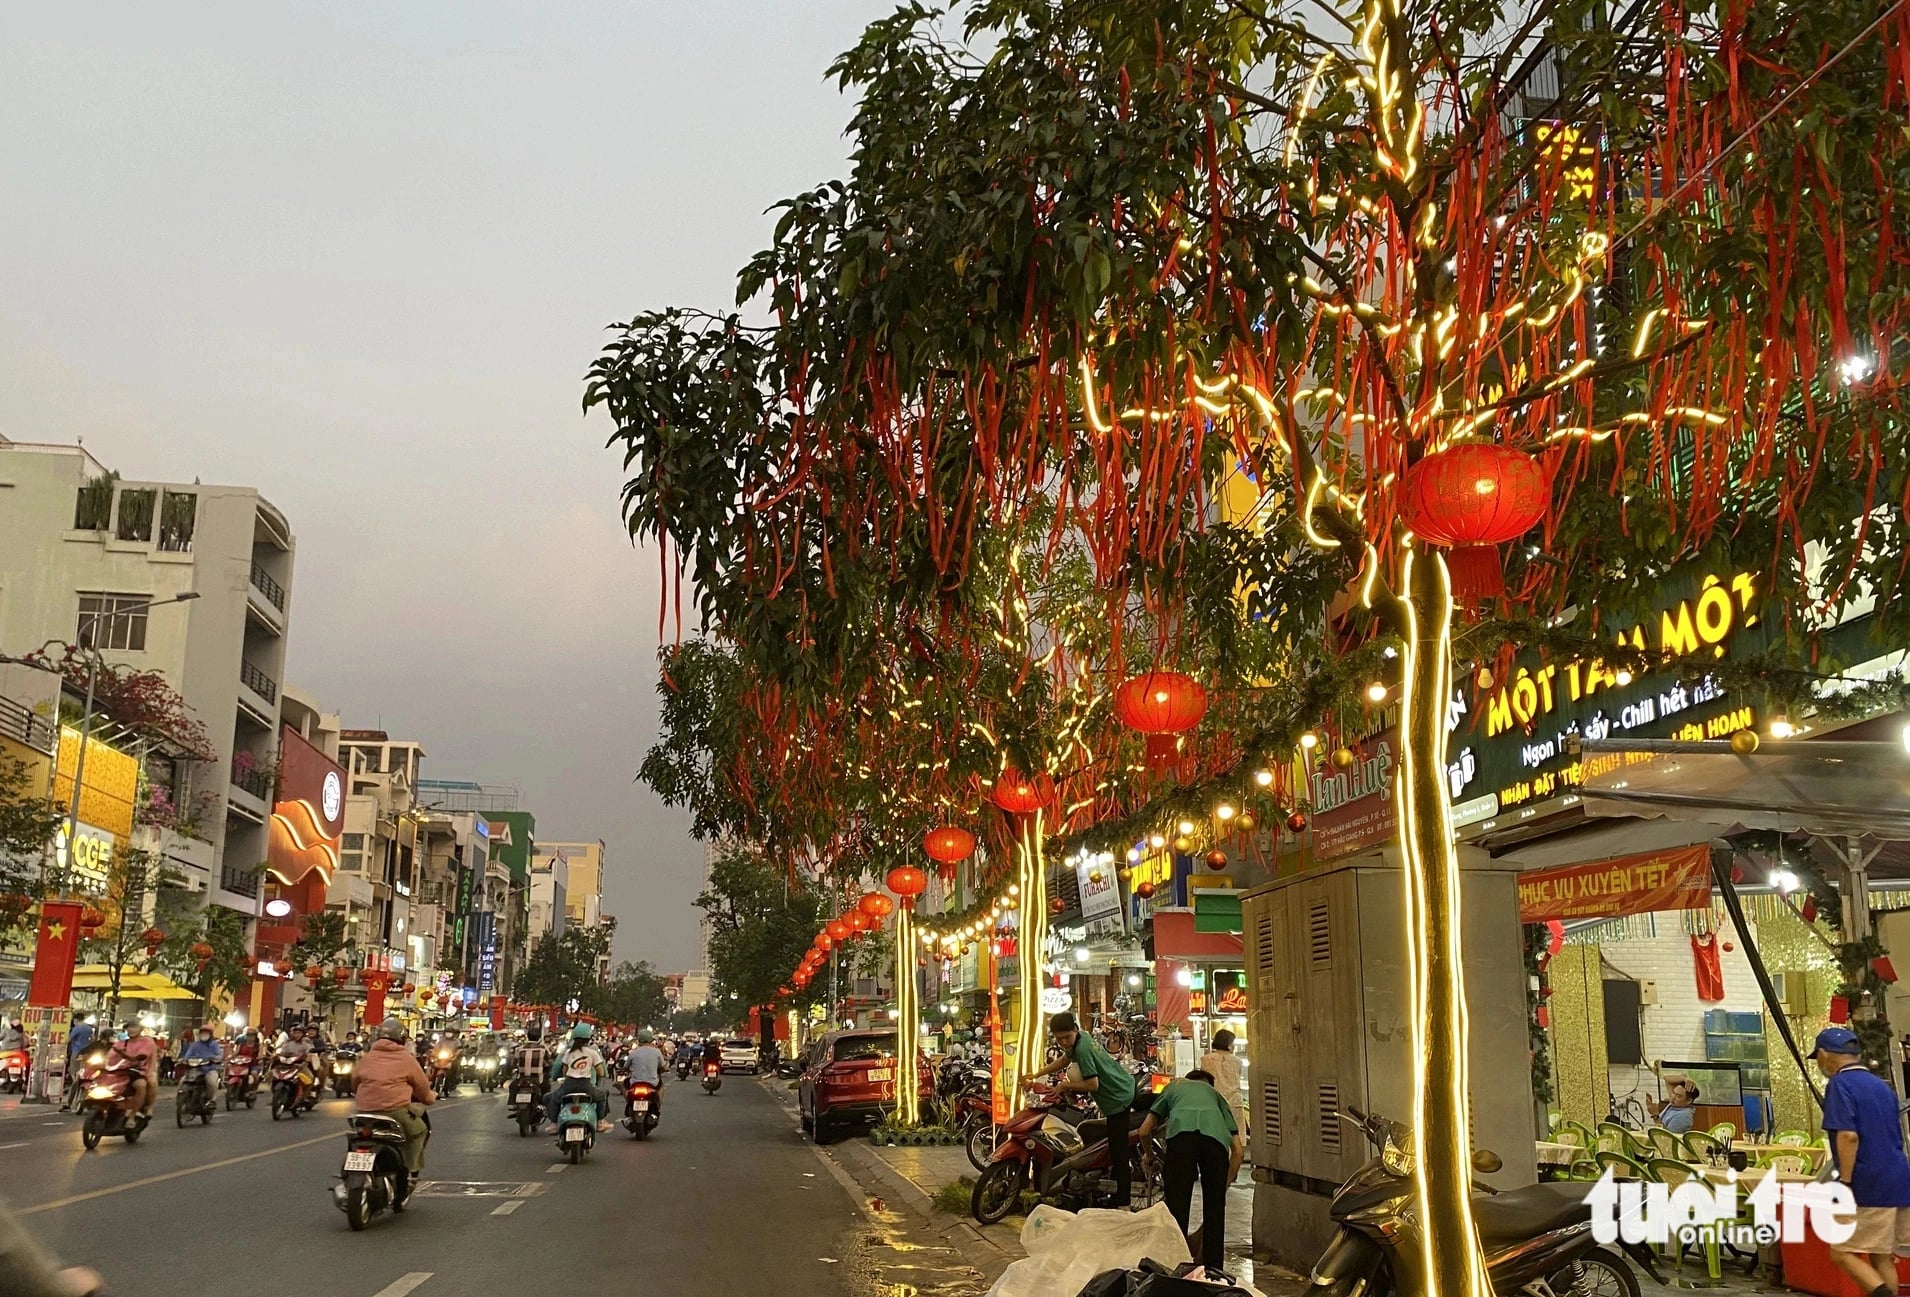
[1076,1259,1249,1297]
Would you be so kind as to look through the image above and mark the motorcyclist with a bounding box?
[2,1019,23,1051]
[276,1025,317,1105]
[431,1032,462,1089]
[109,1021,160,1119]
[512,1020,551,1087]
[178,1024,222,1068]
[352,1018,436,1210]
[545,1024,610,1129]
[624,1028,665,1118]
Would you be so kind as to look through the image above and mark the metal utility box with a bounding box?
[1243,847,1535,1268]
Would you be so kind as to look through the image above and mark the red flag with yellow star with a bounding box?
[28,902,83,1008]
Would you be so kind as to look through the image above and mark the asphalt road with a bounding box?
[0,1074,979,1297]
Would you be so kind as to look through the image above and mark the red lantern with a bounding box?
[304,964,323,988]
[1113,671,1209,769]
[189,940,215,968]
[1396,442,1550,602]
[826,918,852,941]
[333,966,351,985]
[1049,896,1066,915]
[858,892,895,919]
[991,770,1052,815]
[815,933,835,952]
[886,865,928,898]
[422,990,436,1005]
[79,906,106,933]
[1204,849,1229,868]
[923,826,976,866]
[1287,811,1309,833]
[139,926,166,954]
[848,910,871,933]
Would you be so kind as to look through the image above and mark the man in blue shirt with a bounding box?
[1649,1075,1698,1134]
[1815,1026,1910,1297]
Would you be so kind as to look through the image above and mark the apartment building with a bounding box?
[335,730,427,986]
[541,839,605,929]
[414,782,532,999]
[528,846,567,944]
[0,437,296,926]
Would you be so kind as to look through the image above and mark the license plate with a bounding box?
[343,1150,376,1172]
[513,1092,531,1103]
[867,1068,892,1082]
[564,1126,586,1142]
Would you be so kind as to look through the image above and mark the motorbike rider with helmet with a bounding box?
[512,1020,551,1088]
[111,1021,161,1121]
[276,1025,318,1105]
[178,1024,222,1069]
[353,1019,436,1208]
[623,1028,666,1118]
[544,1023,610,1129]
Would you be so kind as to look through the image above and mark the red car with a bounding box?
[798,1029,933,1145]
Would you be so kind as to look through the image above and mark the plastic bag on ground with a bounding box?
[986,1204,1192,1297]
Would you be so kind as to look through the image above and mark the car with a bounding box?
[719,1038,758,1073]
[797,1029,934,1145]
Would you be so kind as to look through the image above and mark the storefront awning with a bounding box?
[69,966,201,1000]
[1580,738,1910,841]
[1152,910,1244,962]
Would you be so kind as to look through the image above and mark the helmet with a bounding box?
[377,1018,409,1043]
[638,1028,655,1043]
[571,1023,593,1042]
[525,1020,544,1043]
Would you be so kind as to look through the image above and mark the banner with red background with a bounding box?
[1516,843,1714,923]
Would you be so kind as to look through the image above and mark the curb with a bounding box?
[757,1077,1022,1282]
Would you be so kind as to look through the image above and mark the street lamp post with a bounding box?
[14,590,199,1103]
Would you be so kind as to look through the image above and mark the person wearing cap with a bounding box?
[1032,1012,1140,1207]
[353,1018,436,1201]
[1814,1026,1910,1297]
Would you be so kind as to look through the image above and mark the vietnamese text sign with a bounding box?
[1517,843,1713,923]
[1075,857,1122,922]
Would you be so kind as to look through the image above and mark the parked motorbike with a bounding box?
[554,1093,597,1163]
[175,1060,218,1127]
[1307,1106,1653,1297]
[623,1080,660,1139]
[334,1109,424,1230]
[330,1046,361,1098]
[971,1087,1160,1224]
[270,1053,316,1120]
[0,1046,28,1094]
[79,1063,151,1150]
[774,1057,802,1080]
[472,1052,501,1093]
[701,1061,722,1094]
[224,1056,260,1110]
[508,1072,548,1137]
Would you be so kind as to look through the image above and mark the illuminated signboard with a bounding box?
[1528,120,1600,204]
[59,822,115,895]
[53,729,138,842]
[267,726,345,886]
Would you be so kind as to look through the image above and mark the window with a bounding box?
[832,1034,896,1062]
[343,833,365,850]
[157,491,197,552]
[116,488,155,542]
[77,593,151,651]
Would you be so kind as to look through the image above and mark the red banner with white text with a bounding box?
[1517,844,1714,923]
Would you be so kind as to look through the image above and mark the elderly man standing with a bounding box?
[1814,1027,1910,1297]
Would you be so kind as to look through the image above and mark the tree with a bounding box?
[513,926,611,1013]
[80,845,196,1022]
[287,910,355,1012]
[597,960,669,1030]
[153,904,252,1004]
[0,753,62,937]
[695,843,824,1010]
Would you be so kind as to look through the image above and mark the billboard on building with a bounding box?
[267,726,345,886]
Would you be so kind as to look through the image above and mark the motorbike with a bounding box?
[0,1045,28,1094]
[472,1052,501,1093]
[224,1056,260,1110]
[774,1057,802,1080]
[65,1043,110,1111]
[971,1086,1161,1224]
[175,1059,218,1126]
[623,1080,660,1139]
[270,1052,317,1120]
[701,1061,722,1094]
[508,1071,548,1137]
[554,1092,597,1163]
[330,1046,362,1098]
[79,1063,151,1150]
[429,1047,459,1097]
[676,1055,694,1081]
[1308,1106,1654,1297]
[334,1109,425,1230]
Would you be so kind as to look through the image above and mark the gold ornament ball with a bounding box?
[1172,835,1194,853]
[1730,729,1760,755]
[1235,811,1256,832]
[1330,747,1357,769]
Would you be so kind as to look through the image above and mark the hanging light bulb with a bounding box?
[1176,819,1195,836]
[1147,832,1166,849]
[1127,846,1143,863]
[1299,732,1319,750]
[1768,713,1795,739]
[1254,768,1275,787]
[1365,682,1389,704]
[1215,803,1236,822]
[1613,669,1633,686]
[1007,883,1020,896]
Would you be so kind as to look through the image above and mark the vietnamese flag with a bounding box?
[28,902,84,1008]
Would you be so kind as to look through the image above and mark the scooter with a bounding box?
[429,1047,459,1097]
[224,1056,260,1110]
[701,1061,722,1094]
[1307,1106,1656,1297]
[330,1046,361,1098]
[970,1086,1160,1224]
[472,1052,501,1093]
[623,1080,660,1139]
[79,1063,151,1150]
[65,1043,110,1111]
[175,1060,218,1127]
[554,1093,597,1163]
[334,1109,424,1231]
[270,1053,316,1120]
[508,1072,548,1137]
[676,1055,694,1081]
[0,1046,28,1094]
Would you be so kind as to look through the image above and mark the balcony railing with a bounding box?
[239,659,278,704]
[231,763,272,800]
[0,696,55,755]
[218,863,261,898]
[249,561,286,612]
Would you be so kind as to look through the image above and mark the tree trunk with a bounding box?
[1010,811,1047,1107]
[1395,551,1490,1297]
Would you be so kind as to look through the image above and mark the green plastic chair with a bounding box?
[1773,1129,1811,1147]
[1595,1149,1649,1179]
[1683,1130,1727,1162]
[1707,1121,1738,1140]
[1646,1126,1686,1159]
[1555,1118,1595,1150]
[1759,1151,1813,1175]
[1596,1121,1644,1158]
[1647,1157,1723,1281]
[1562,1158,1601,1180]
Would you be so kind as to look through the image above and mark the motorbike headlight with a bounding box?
[1381,1139,1416,1178]
[337,1063,353,1074]
[89,1086,113,1099]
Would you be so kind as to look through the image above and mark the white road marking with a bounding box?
[370,1273,433,1297]
[546,1164,566,1173]
[0,1142,25,1150]
[490,1200,523,1216]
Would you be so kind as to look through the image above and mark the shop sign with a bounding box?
[60,822,115,895]
[1212,970,1248,1014]
[1307,734,1397,860]
[1075,856,1122,922]
[1455,570,1771,815]
[1039,986,1071,1014]
[1517,843,1713,922]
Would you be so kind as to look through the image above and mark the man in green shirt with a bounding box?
[1032,1012,1140,1206]
[1137,1070,1245,1274]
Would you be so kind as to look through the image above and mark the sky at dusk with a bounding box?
[0,1,895,971]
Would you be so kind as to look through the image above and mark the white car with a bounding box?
[720,1039,759,1074]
